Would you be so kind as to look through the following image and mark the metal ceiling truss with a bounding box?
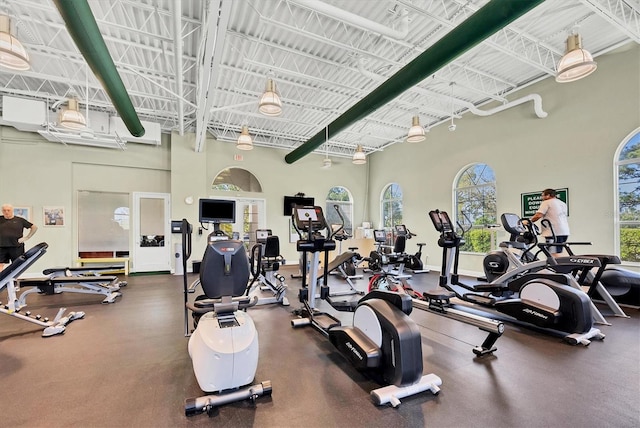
[0,0,637,159]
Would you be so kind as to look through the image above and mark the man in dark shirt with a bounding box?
[0,203,38,270]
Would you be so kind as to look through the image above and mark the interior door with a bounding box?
[132,192,171,273]
[225,197,266,248]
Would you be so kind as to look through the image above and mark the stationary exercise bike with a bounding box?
[429,209,604,345]
[290,205,442,407]
[182,220,271,417]
[247,229,289,306]
[394,225,429,274]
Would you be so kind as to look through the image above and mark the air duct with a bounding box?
[357,58,547,119]
[285,0,545,164]
[52,0,145,137]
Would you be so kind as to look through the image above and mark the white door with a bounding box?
[233,198,266,249]
[132,192,171,273]
[216,197,266,248]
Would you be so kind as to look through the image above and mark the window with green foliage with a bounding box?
[617,129,640,263]
[212,168,262,192]
[325,187,353,236]
[381,184,403,244]
[455,164,497,253]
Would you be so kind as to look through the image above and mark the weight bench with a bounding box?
[0,243,85,337]
[17,265,125,305]
[318,251,364,297]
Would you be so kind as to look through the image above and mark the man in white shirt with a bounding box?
[529,189,569,257]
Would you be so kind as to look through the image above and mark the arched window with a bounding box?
[381,183,403,232]
[325,186,353,236]
[454,163,497,253]
[615,128,640,263]
[212,167,262,192]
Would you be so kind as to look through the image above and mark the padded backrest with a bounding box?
[263,235,280,258]
[393,234,406,253]
[199,240,249,299]
[0,242,48,285]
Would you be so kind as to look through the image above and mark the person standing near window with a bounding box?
[0,203,38,270]
[529,189,569,257]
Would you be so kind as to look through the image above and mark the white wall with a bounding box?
[0,127,170,273]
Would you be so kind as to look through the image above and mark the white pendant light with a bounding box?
[59,98,87,130]
[236,125,254,150]
[352,145,366,165]
[556,34,597,83]
[258,78,282,116]
[407,115,426,143]
[0,15,30,71]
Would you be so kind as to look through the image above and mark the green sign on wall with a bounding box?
[521,188,568,218]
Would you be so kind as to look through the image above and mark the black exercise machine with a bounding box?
[247,229,289,306]
[429,209,604,346]
[16,265,125,305]
[290,204,442,407]
[317,205,365,299]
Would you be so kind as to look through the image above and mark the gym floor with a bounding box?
[1,266,639,428]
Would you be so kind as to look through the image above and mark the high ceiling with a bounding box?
[0,0,638,160]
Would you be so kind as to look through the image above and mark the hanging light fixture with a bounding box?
[0,14,30,71]
[322,127,332,168]
[59,98,87,130]
[448,82,456,131]
[258,78,282,116]
[556,33,597,83]
[352,145,366,165]
[406,115,426,143]
[236,125,254,150]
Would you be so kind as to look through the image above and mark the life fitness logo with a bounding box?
[221,247,235,252]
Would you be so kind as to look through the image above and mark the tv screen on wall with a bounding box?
[199,199,236,223]
[283,195,314,216]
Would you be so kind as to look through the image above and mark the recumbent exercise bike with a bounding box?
[183,223,271,417]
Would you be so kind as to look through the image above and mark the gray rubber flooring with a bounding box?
[1,265,639,427]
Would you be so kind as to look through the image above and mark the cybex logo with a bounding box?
[569,258,595,264]
[488,261,501,268]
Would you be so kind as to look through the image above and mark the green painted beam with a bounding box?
[285,0,545,164]
[53,0,145,137]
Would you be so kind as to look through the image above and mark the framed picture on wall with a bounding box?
[43,206,65,227]
[13,206,31,221]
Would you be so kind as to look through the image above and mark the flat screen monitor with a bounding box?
[199,199,236,224]
[283,195,314,216]
[373,229,387,243]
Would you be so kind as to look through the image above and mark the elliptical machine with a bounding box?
[290,204,442,407]
[182,220,271,417]
[429,209,604,345]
